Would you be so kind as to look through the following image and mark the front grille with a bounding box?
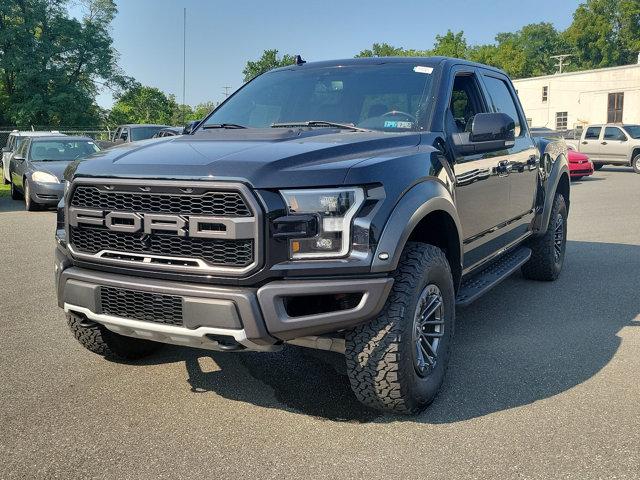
[99,286,183,326]
[70,227,254,267]
[71,186,251,216]
[67,182,259,273]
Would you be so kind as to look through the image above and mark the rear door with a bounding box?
[580,126,602,159]
[480,71,539,228]
[601,126,629,164]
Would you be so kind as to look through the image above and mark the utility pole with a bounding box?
[222,86,232,99]
[182,7,187,123]
[550,54,572,74]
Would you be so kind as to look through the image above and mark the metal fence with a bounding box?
[0,128,112,147]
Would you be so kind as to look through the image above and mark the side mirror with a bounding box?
[1,147,11,153]
[453,112,516,155]
[13,154,25,162]
[183,119,202,135]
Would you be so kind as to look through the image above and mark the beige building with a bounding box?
[513,62,640,132]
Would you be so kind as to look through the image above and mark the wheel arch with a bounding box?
[371,180,463,291]
[631,147,640,164]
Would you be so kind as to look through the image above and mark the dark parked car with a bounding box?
[152,127,183,138]
[9,136,100,210]
[56,57,569,414]
[111,124,170,144]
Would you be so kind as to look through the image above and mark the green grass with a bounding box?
[0,183,9,197]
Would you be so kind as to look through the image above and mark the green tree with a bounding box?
[431,30,468,58]
[564,0,640,69]
[108,85,176,126]
[191,101,216,120]
[242,49,296,82]
[0,0,131,127]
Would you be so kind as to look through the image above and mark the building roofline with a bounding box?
[512,62,640,83]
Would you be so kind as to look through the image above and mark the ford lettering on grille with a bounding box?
[66,181,261,275]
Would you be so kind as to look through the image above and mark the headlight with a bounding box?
[31,171,59,183]
[280,187,365,259]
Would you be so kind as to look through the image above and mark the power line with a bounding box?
[222,86,232,98]
[550,54,572,74]
[182,7,187,123]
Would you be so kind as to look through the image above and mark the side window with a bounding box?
[604,127,626,141]
[112,128,121,141]
[120,128,129,141]
[17,139,29,157]
[584,127,601,140]
[448,74,485,134]
[6,136,15,150]
[482,75,523,137]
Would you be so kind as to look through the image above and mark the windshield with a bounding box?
[30,140,100,162]
[131,126,165,141]
[624,125,640,139]
[203,64,435,132]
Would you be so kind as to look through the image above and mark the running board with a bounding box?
[456,247,532,307]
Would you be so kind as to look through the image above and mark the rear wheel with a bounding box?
[633,154,640,174]
[345,243,455,414]
[522,193,567,281]
[67,313,162,360]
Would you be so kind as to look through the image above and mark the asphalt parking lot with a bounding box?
[0,168,638,479]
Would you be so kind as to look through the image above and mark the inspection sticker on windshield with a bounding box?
[384,121,413,129]
[413,66,433,74]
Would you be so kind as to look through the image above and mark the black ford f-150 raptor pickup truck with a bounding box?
[55,57,569,414]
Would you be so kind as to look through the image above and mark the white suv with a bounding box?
[2,131,65,183]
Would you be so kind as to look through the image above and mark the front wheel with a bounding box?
[67,313,162,360]
[345,242,455,414]
[593,163,604,171]
[522,193,567,281]
[632,154,640,174]
[23,179,38,211]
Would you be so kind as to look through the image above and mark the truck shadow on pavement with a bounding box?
[145,240,638,424]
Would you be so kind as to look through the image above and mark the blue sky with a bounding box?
[88,0,583,108]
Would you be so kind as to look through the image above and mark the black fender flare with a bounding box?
[371,180,463,276]
[534,149,570,235]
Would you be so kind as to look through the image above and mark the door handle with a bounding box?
[601,141,607,145]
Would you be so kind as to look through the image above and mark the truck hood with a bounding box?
[69,128,422,188]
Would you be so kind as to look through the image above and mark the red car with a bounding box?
[568,149,594,180]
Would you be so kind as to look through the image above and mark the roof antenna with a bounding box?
[295,55,306,66]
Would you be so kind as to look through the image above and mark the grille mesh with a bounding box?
[71,186,251,217]
[70,227,254,267]
[68,184,257,269]
[99,287,183,326]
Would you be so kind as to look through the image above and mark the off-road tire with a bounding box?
[10,180,21,200]
[632,154,640,174]
[522,193,567,281]
[67,313,161,360]
[345,242,455,415]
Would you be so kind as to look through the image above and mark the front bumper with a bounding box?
[569,160,594,177]
[56,256,393,352]
[31,181,63,204]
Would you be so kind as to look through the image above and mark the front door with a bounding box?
[446,70,512,270]
[600,126,629,164]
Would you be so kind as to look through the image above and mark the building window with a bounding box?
[542,86,548,102]
[556,112,568,130]
[607,92,624,123]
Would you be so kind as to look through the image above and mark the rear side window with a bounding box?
[604,127,626,141]
[584,127,601,140]
[482,75,523,136]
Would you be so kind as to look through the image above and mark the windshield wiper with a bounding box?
[271,121,370,132]
[202,123,247,130]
